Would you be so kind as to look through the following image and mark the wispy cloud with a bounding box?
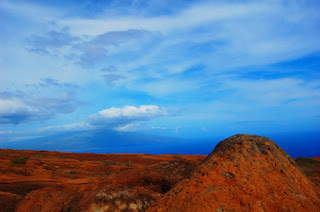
[88,105,169,129]
[37,122,93,133]
[26,77,78,89]
[59,2,271,35]
[26,27,79,55]
[0,0,60,22]
[74,29,152,68]
[101,65,117,73]
[21,1,320,88]
[221,78,320,107]
[102,74,126,86]
[0,91,78,125]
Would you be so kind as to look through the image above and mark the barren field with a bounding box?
[0,141,319,211]
[0,149,205,211]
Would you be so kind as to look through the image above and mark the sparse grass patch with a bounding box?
[172,155,182,160]
[103,160,118,166]
[296,157,320,165]
[33,153,45,158]
[296,157,320,173]
[308,173,318,177]
[54,155,67,159]
[123,161,134,166]
[54,165,60,169]
[69,170,79,174]
[10,157,27,165]
[105,171,113,175]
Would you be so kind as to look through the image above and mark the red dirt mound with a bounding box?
[147,134,320,212]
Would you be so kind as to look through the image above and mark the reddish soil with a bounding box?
[0,149,205,211]
[0,134,319,211]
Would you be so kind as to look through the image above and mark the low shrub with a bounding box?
[42,164,49,169]
[33,153,45,158]
[10,158,27,164]
[103,160,118,166]
[124,161,134,166]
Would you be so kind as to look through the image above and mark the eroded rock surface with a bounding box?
[147,134,320,212]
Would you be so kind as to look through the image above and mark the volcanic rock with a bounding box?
[147,134,320,211]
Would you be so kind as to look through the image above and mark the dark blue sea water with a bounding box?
[2,130,319,158]
[87,131,320,158]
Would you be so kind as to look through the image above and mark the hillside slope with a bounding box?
[147,134,320,211]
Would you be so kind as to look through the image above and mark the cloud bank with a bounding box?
[88,105,168,128]
[0,91,78,125]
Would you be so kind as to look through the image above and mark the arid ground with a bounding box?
[0,135,320,211]
[0,149,205,211]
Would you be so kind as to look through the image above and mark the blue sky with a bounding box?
[1,0,320,152]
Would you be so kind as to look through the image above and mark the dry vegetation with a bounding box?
[0,149,205,211]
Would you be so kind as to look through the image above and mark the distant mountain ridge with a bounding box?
[1,129,188,153]
[1,130,320,157]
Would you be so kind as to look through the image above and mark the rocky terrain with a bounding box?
[0,134,319,211]
[147,134,320,211]
[0,149,205,211]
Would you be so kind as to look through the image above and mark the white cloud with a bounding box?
[132,79,200,97]
[55,0,320,99]
[0,92,78,124]
[0,98,43,124]
[0,0,60,23]
[114,123,140,132]
[222,78,320,107]
[88,105,168,128]
[6,0,319,97]
[56,1,320,70]
[60,2,269,36]
[37,122,92,133]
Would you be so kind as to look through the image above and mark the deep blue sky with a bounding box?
[0,0,320,155]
